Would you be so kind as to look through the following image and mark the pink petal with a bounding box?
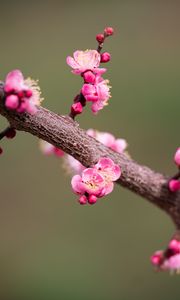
[163,254,180,271]
[97,133,115,148]
[91,100,104,113]
[5,69,24,93]
[95,158,121,181]
[103,182,114,195]
[112,139,127,153]
[82,168,104,184]
[86,95,99,102]
[111,165,121,181]
[94,68,107,75]
[81,83,96,96]
[96,157,114,170]
[39,140,55,156]
[71,175,85,194]
[86,128,96,138]
[66,155,85,174]
[66,56,79,69]
[73,50,84,63]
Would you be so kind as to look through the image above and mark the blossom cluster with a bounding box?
[71,157,121,205]
[39,129,127,204]
[0,70,42,154]
[4,70,42,114]
[151,239,180,273]
[66,27,114,117]
[168,148,180,192]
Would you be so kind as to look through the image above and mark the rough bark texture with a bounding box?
[0,83,179,228]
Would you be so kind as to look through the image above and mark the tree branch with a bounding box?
[0,83,179,228]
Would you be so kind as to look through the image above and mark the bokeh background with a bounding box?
[0,0,179,299]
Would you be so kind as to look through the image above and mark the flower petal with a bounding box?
[71,175,85,194]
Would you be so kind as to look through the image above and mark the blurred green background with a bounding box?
[0,0,179,299]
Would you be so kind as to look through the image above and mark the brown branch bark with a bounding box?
[0,83,179,228]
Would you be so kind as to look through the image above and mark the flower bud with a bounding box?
[101,52,111,63]
[96,33,105,43]
[79,195,87,205]
[5,95,19,110]
[71,102,83,115]
[169,179,180,192]
[88,195,98,204]
[83,71,96,84]
[104,27,114,36]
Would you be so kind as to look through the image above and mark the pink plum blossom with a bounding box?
[39,140,64,157]
[71,157,121,205]
[174,148,180,167]
[4,70,43,114]
[162,254,180,272]
[66,50,106,75]
[86,129,127,154]
[151,239,180,273]
[71,168,105,196]
[82,76,111,114]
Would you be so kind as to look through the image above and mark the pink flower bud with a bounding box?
[169,239,180,253]
[169,179,180,192]
[101,52,111,63]
[71,102,83,115]
[54,148,64,157]
[79,195,87,205]
[17,91,24,99]
[5,95,19,110]
[5,128,16,139]
[174,148,180,167]
[81,83,96,97]
[83,71,96,84]
[88,195,98,205]
[25,89,33,98]
[96,33,105,43]
[0,147,3,155]
[104,27,114,36]
[150,251,163,266]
